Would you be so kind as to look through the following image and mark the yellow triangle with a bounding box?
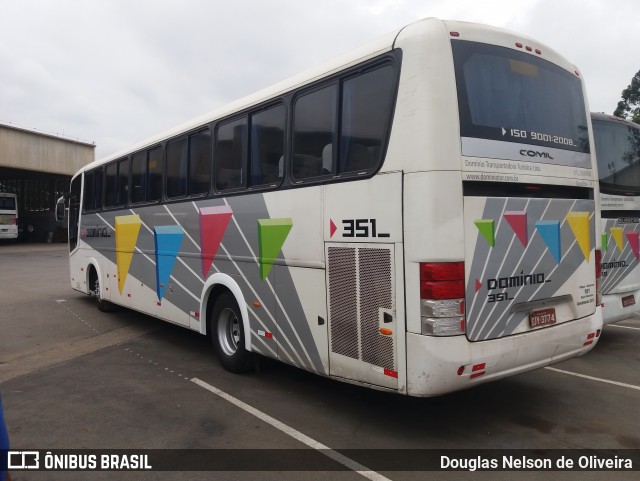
[566,212,590,262]
[610,227,624,252]
[115,215,141,293]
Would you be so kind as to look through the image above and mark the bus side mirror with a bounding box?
[55,196,66,222]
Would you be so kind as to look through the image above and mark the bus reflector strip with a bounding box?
[470,371,485,380]
[190,311,200,319]
[258,330,273,339]
[371,366,398,378]
[583,332,597,346]
[472,363,486,372]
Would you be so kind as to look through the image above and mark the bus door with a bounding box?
[324,172,403,390]
[326,243,398,389]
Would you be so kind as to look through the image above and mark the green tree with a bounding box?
[614,69,640,124]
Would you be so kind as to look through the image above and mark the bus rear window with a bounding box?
[593,119,640,193]
[0,196,16,210]
[452,40,590,167]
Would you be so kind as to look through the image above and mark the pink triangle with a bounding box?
[199,205,233,277]
[625,231,639,260]
[329,219,337,238]
[475,278,482,292]
[504,211,528,247]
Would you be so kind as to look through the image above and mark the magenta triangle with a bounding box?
[199,205,233,277]
[625,231,639,260]
[504,211,528,247]
[330,219,337,238]
[475,278,482,292]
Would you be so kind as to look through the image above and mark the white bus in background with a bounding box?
[592,112,640,324]
[0,193,18,240]
[58,18,602,397]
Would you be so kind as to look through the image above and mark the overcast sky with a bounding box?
[1,0,638,160]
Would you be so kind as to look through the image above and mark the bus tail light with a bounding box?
[595,249,602,306]
[420,262,465,336]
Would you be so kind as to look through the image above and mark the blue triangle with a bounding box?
[154,225,184,300]
[535,220,561,263]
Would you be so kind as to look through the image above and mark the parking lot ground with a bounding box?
[1,244,638,480]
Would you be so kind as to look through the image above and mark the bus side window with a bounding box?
[147,146,163,202]
[131,152,147,203]
[292,84,337,180]
[189,129,212,196]
[340,65,395,174]
[249,104,285,187]
[116,157,129,206]
[215,117,247,191]
[167,138,188,198]
[104,161,118,207]
[93,167,104,210]
[83,171,94,212]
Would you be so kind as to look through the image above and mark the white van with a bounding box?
[0,193,18,240]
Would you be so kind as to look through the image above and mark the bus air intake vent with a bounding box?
[327,246,394,370]
[358,248,393,370]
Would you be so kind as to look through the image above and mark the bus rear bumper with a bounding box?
[602,292,640,325]
[405,309,602,397]
[0,227,18,239]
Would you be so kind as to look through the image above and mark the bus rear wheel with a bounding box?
[90,268,113,312]
[210,292,253,373]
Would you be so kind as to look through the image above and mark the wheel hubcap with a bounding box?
[217,307,241,356]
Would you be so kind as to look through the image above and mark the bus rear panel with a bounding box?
[593,112,640,325]
[402,20,601,396]
[0,193,18,240]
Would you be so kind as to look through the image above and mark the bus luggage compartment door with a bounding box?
[326,243,398,389]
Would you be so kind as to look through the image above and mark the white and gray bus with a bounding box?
[0,193,18,240]
[58,18,602,396]
[592,112,640,324]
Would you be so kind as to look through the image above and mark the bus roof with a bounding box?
[82,17,578,174]
[591,111,640,129]
[86,26,404,171]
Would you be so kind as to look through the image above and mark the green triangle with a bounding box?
[474,219,495,247]
[602,233,608,253]
[258,218,293,281]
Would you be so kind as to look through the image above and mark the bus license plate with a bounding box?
[622,295,636,308]
[529,308,556,328]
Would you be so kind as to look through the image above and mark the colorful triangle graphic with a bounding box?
[115,214,142,294]
[535,220,561,263]
[504,211,528,247]
[154,225,184,301]
[602,233,608,253]
[258,218,293,281]
[475,278,482,292]
[474,219,495,247]
[611,227,624,252]
[625,231,639,260]
[566,212,591,262]
[199,205,233,278]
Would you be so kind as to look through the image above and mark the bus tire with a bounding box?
[210,292,253,373]
[91,269,114,312]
